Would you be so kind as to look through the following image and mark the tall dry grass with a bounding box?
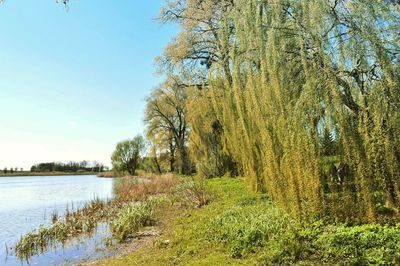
[114,173,178,202]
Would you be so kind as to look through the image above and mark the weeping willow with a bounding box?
[187,0,400,223]
[186,86,238,178]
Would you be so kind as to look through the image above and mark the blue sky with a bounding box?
[0,1,177,170]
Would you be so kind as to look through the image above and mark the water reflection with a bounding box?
[0,175,115,265]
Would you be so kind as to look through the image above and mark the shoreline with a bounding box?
[85,177,400,266]
[0,171,100,177]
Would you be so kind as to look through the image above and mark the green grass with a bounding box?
[15,198,112,260]
[111,197,162,242]
[15,194,163,261]
[97,177,400,266]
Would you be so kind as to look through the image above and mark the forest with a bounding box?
[142,0,400,224]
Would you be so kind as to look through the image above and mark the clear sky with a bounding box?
[0,1,176,170]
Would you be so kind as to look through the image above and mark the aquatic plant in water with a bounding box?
[14,197,115,261]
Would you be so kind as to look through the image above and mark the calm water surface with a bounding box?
[0,175,115,265]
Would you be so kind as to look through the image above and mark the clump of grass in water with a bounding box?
[14,174,181,262]
[14,197,163,261]
[14,197,116,261]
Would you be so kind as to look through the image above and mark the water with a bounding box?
[0,175,115,265]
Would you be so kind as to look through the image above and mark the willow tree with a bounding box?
[186,85,238,178]
[158,0,235,85]
[158,0,400,222]
[203,0,400,222]
[144,77,191,175]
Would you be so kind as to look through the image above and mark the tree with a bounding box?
[158,0,400,223]
[144,77,191,174]
[157,0,235,86]
[111,135,146,176]
[186,86,237,178]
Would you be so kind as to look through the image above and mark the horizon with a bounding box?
[0,1,177,170]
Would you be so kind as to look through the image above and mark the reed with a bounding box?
[15,197,116,260]
[14,174,184,261]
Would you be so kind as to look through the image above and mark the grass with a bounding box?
[97,171,116,178]
[111,197,163,242]
[15,175,400,265]
[113,173,178,202]
[14,174,179,261]
[15,198,114,260]
[95,177,400,266]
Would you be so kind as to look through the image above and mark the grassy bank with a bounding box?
[14,174,178,262]
[0,171,99,177]
[95,177,400,266]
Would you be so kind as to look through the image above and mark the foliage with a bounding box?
[158,0,400,223]
[111,135,146,176]
[186,87,238,178]
[301,223,400,265]
[144,78,191,175]
[30,160,105,173]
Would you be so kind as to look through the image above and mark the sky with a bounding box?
[0,1,177,170]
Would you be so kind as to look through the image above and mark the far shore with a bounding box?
[0,171,101,177]
[96,171,116,178]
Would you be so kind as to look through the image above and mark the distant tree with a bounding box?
[111,135,146,176]
[144,78,190,174]
[30,161,105,173]
[10,168,14,174]
[3,168,7,174]
[20,168,23,172]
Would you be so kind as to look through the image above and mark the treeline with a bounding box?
[143,0,400,223]
[2,167,23,174]
[31,161,107,173]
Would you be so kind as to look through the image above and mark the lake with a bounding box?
[0,175,115,265]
